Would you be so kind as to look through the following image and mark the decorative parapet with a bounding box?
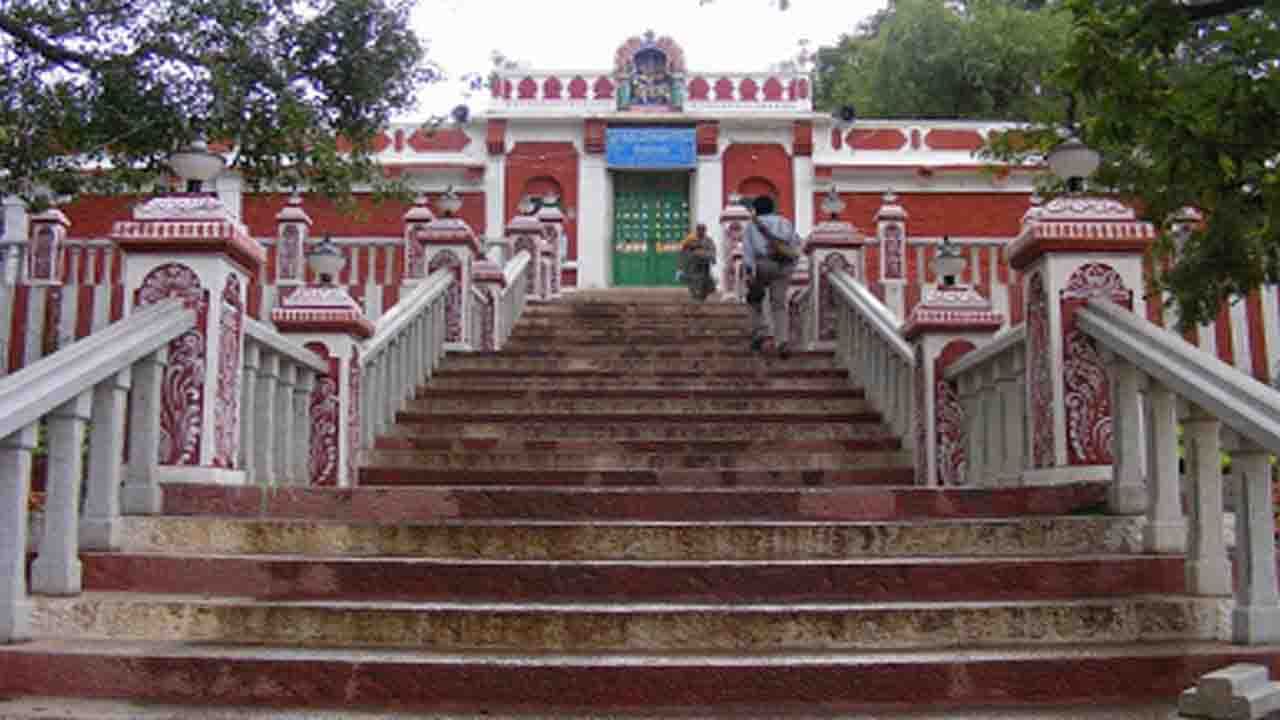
[26,208,69,283]
[1009,196,1155,270]
[113,196,265,275]
[902,285,1004,340]
[271,285,374,339]
[275,194,311,284]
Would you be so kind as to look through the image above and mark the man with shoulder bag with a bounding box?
[742,195,801,359]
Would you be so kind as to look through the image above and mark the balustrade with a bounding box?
[946,329,1026,487]
[829,269,915,446]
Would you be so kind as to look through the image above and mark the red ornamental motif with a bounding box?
[406,225,427,278]
[347,346,361,484]
[30,226,56,280]
[1061,263,1130,465]
[137,263,208,466]
[308,347,340,487]
[212,275,243,468]
[882,225,904,279]
[429,250,463,343]
[819,254,851,341]
[514,237,539,295]
[787,287,808,347]
[1027,272,1054,468]
[913,345,928,483]
[935,378,966,485]
[278,225,302,281]
[476,288,495,351]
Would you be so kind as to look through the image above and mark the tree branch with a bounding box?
[0,14,99,68]
[1181,0,1266,23]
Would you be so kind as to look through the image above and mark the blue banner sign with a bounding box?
[606,127,696,169]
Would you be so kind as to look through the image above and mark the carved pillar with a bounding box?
[536,196,565,298]
[273,283,374,488]
[113,195,265,487]
[419,192,482,350]
[1183,406,1230,597]
[401,195,435,283]
[0,424,36,642]
[471,258,504,352]
[719,199,751,302]
[274,193,311,286]
[507,206,545,301]
[903,284,1002,487]
[875,191,908,320]
[807,192,864,350]
[1007,196,1154,487]
[26,208,68,284]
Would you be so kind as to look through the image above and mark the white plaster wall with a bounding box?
[577,155,609,289]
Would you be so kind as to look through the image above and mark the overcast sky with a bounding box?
[406,0,889,120]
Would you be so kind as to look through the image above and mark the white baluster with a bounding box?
[275,362,297,485]
[1183,405,1231,596]
[292,369,313,486]
[980,365,1002,487]
[1231,439,1280,643]
[1144,380,1186,553]
[898,359,914,448]
[253,352,280,487]
[998,349,1025,483]
[239,341,260,485]
[1106,354,1146,514]
[0,424,37,642]
[32,391,92,595]
[958,372,981,486]
[81,368,131,550]
[122,348,165,514]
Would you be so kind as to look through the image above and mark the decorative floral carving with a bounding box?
[212,275,243,468]
[914,345,928,483]
[429,250,464,342]
[278,224,302,281]
[1040,197,1135,221]
[474,288,495,351]
[936,378,966,485]
[819,254,851,341]
[1027,272,1054,468]
[788,287,809,347]
[406,225,428,278]
[513,237,539,295]
[133,196,230,221]
[882,223,904,279]
[29,226,56,281]
[137,263,208,466]
[1061,263,1130,465]
[307,345,340,487]
[347,346,360,484]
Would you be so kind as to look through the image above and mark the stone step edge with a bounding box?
[7,638,1254,711]
[39,592,1211,613]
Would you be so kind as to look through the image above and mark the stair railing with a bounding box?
[941,326,1027,488]
[1076,298,1280,644]
[828,269,916,450]
[0,298,193,642]
[360,267,451,450]
[496,249,532,349]
[240,318,330,487]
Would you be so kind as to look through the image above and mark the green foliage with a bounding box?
[1057,0,1280,329]
[0,0,435,207]
[812,0,1072,119]
[986,0,1280,330]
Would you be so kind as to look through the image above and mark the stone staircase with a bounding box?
[0,288,1272,717]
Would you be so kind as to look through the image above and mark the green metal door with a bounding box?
[612,172,690,287]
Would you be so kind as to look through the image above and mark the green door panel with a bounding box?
[612,172,690,287]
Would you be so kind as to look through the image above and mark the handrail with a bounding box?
[364,268,452,364]
[0,298,194,440]
[243,317,328,375]
[504,249,531,287]
[944,325,1026,380]
[828,270,914,365]
[1077,299,1280,453]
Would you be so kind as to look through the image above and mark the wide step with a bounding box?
[80,553,1184,602]
[5,639,1272,713]
[116,513,1139,559]
[31,594,1216,651]
[160,484,1108,522]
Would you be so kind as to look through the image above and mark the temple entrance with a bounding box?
[612,172,690,287]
